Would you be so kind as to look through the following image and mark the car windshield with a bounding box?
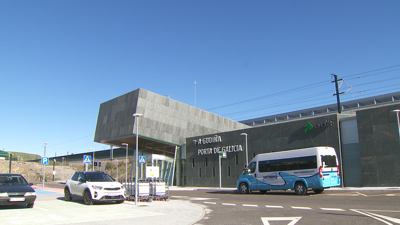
[85,173,114,182]
[0,175,28,186]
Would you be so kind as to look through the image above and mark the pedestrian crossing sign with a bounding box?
[83,155,91,164]
[139,156,146,164]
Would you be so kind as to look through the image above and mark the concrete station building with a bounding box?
[56,88,400,188]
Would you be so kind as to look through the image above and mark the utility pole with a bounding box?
[332,74,344,114]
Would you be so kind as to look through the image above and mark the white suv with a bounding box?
[64,171,125,205]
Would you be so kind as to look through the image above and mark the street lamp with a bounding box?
[391,109,400,146]
[133,113,143,205]
[121,143,128,186]
[43,142,48,190]
[90,148,95,171]
[240,133,248,167]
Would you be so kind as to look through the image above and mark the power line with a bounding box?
[206,64,400,117]
[206,80,331,111]
[49,134,95,147]
[341,64,400,79]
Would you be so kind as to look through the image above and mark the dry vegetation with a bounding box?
[0,160,77,182]
[0,159,132,183]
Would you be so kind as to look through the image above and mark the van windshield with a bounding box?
[321,155,337,168]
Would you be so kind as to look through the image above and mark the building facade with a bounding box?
[85,88,400,187]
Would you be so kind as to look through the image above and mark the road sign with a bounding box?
[41,157,49,165]
[83,155,91,164]
[139,156,146,164]
[146,166,159,178]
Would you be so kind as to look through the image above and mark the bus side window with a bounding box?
[248,162,256,173]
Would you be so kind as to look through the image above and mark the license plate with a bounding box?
[10,197,25,202]
[106,192,119,196]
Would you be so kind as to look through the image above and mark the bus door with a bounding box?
[257,159,285,190]
[320,155,340,187]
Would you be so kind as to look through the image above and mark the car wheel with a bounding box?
[259,190,267,194]
[83,190,93,205]
[64,187,72,201]
[312,188,324,194]
[27,203,34,208]
[294,182,307,195]
[116,200,124,204]
[239,183,249,194]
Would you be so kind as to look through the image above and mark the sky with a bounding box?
[1,0,400,157]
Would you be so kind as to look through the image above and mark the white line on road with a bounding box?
[204,202,216,205]
[265,205,284,208]
[320,208,345,211]
[243,204,258,207]
[291,206,312,210]
[222,203,236,206]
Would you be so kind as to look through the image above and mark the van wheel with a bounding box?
[240,183,249,194]
[312,188,324,194]
[294,182,307,195]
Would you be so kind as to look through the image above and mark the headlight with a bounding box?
[24,192,36,196]
[91,185,103,190]
[0,192,8,197]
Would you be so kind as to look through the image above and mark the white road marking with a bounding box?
[189,197,218,201]
[261,217,302,225]
[320,208,345,211]
[243,204,258,207]
[222,203,236,206]
[204,202,216,205]
[351,209,392,225]
[351,209,400,225]
[291,206,312,210]
[266,205,284,208]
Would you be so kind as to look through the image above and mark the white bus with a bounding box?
[237,146,340,195]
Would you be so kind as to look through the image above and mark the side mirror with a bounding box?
[243,168,251,175]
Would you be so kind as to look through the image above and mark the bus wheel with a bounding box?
[312,188,324,194]
[240,183,249,194]
[294,182,307,195]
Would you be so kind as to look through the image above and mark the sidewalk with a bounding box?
[31,185,205,225]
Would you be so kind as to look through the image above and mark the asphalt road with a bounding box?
[170,189,400,225]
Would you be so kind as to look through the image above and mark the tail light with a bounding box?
[319,166,323,178]
[337,165,340,176]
